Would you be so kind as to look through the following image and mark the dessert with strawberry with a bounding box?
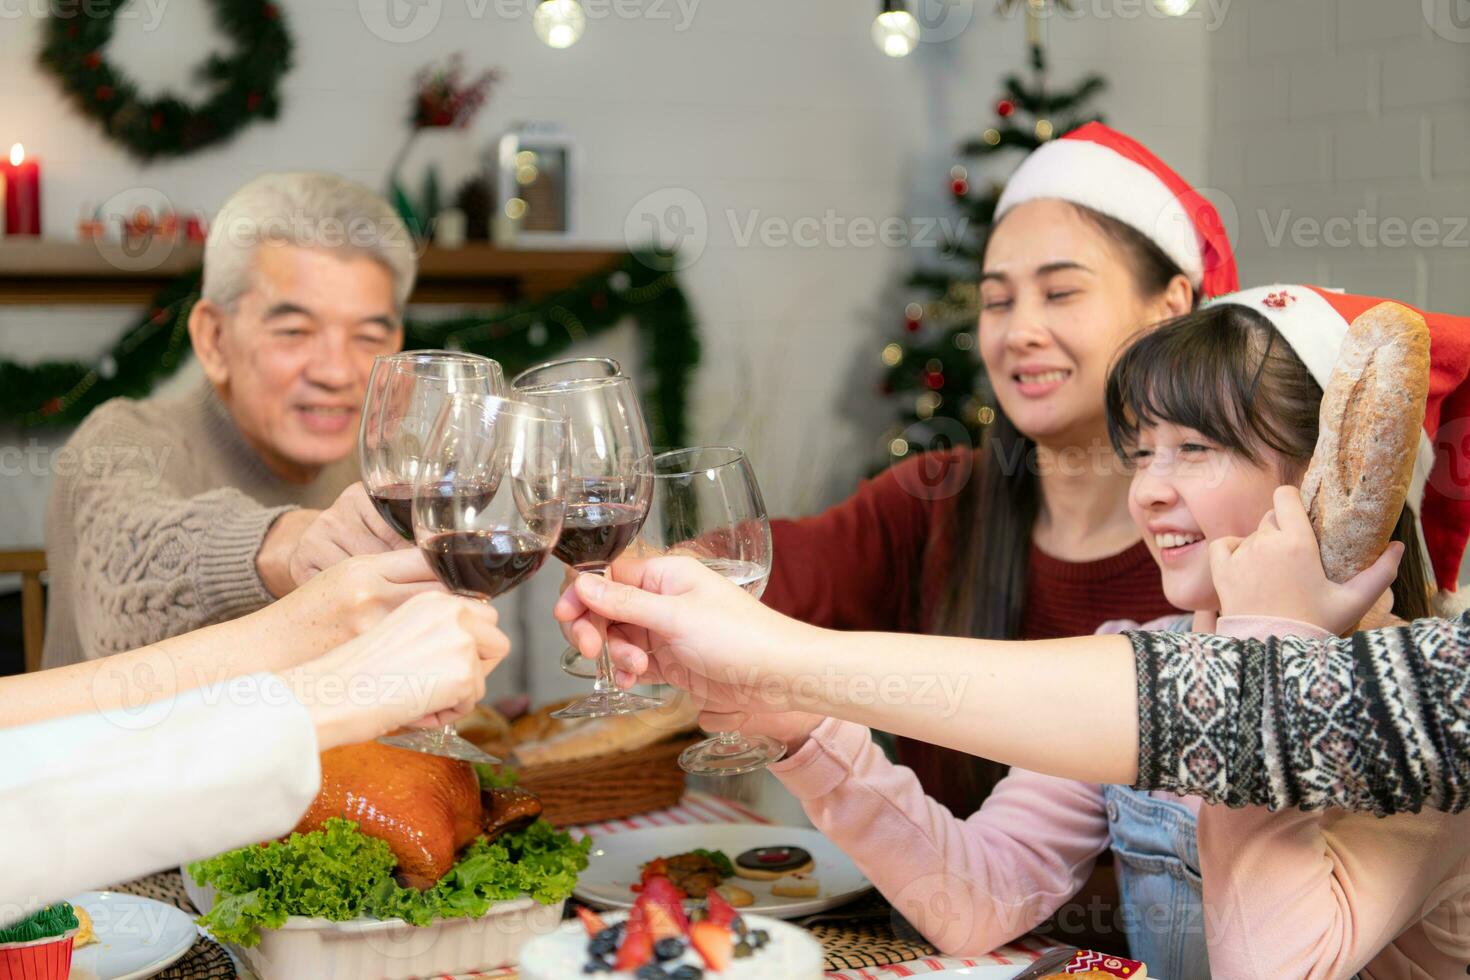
[519,876,823,979]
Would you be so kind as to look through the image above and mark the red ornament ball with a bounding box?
[925,372,945,390]
[951,178,969,197]
[904,317,921,333]
[996,99,1015,118]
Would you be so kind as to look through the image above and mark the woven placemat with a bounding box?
[804,891,940,971]
[109,871,237,979]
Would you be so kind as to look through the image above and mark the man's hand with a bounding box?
[1210,486,1404,635]
[258,483,408,597]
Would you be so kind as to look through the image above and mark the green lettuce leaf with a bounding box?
[692,848,735,879]
[188,817,590,947]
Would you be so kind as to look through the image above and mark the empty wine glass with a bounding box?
[377,393,569,763]
[518,375,658,719]
[360,351,506,538]
[513,356,625,680]
[642,447,782,776]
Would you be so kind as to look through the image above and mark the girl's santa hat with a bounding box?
[1217,284,1470,594]
[995,122,1239,299]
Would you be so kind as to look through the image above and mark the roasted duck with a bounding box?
[293,741,543,890]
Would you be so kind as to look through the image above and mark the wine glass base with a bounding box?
[559,645,598,679]
[551,689,664,719]
[378,730,502,765]
[679,733,787,777]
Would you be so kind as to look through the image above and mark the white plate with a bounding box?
[573,824,872,919]
[66,891,198,980]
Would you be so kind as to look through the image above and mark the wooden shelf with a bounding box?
[0,240,624,307]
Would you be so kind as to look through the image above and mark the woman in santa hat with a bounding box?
[758,121,1239,819]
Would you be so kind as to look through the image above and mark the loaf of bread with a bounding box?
[1298,301,1430,583]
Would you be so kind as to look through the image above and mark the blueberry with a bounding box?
[588,935,617,957]
[750,928,770,948]
[597,922,626,942]
[583,960,612,973]
[734,940,754,958]
[654,937,685,961]
[670,967,704,980]
[635,965,669,980]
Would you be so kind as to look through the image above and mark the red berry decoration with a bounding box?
[41,398,62,417]
[246,92,262,112]
[951,177,969,196]
[996,98,1015,118]
[150,112,165,132]
[925,371,945,390]
[83,51,102,70]
[263,2,279,18]
[95,84,114,102]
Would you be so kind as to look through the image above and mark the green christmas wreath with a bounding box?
[38,0,293,162]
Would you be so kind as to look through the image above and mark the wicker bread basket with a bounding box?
[514,733,702,827]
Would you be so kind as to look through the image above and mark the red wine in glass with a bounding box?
[553,502,646,568]
[368,483,416,539]
[371,481,500,541]
[421,529,551,597]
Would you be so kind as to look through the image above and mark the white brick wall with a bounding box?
[1208,0,1470,313]
[1208,0,1470,585]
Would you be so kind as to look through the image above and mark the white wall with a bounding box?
[0,0,1210,696]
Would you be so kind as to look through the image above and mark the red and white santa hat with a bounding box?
[994,122,1239,299]
[1215,284,1470,593]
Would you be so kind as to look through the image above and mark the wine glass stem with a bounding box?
[587,568,620,695]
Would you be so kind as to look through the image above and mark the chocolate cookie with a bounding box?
[733,845,815,881]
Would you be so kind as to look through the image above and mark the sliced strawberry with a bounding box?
[614,905,653,971]
[703,887,739,929]
[638,875,691,933]
[637,894,684,942]
[690,920,733,971]
[575,905,607,936]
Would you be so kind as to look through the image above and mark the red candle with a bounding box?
[3,144,42,236]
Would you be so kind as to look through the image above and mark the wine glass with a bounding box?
[378,393,569,763]
[360,351,506,538]
[641,447,782,776]
[511,355,621,390]
[518,375,658,719]
[513,357,624,679]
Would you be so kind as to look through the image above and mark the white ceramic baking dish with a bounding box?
[183,870,564,979]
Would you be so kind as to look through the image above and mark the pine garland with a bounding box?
[38,0,293,162]
[0,253,700,448]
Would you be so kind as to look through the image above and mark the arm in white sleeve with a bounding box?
[0,673,321,922]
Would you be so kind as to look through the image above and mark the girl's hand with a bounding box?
[1209,486,1404,635]
[552,556,820,714]
[280,592,509,751]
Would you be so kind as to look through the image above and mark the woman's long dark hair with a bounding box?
[1105,304,1432,620]
[919,204,1193,810]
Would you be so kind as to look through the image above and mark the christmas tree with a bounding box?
[876,42,1106,467]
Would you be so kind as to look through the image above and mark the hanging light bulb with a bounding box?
[872,0,920,58]
[534,0,585,49]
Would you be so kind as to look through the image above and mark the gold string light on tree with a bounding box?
[874,1,1104,467]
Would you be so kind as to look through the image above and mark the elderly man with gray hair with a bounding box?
[43,173,420,667]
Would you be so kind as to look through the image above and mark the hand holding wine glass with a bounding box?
[639,447,783,775]
[377,392,568,764]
